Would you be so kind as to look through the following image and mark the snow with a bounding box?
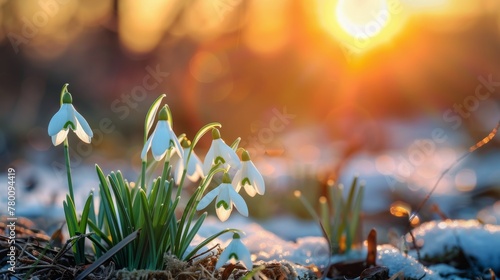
[409,220,500,273]
[377,245,441,279]
[191,216,322,277]
[191,217,500,279]
[193,216,449,279]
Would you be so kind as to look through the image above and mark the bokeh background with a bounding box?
[1,0,500,238]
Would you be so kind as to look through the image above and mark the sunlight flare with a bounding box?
[317,0,406,55]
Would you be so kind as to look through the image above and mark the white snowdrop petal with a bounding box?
[74,124,91,143]
[48,105,71,136]
[74,108,93,137]
[74,114,92,143]
[52,129,69,146]
[174,159,184,185]
[185,153,203,182]
[232,170,243,193]
[140,134,154,161]
[248,162,265,195]
[169,126,184,159]
[185,172,199,183]
[203,144,216,175]
[229,187,248,217]
[215,185,232,222]
[215,205,232,222]
[240,251,253,270]
[215,242,234,269]
[193,156,204,177]
[151,121,170,160]
[196,187,219,210]
[235,240,253,270]
[220,142,241,169]
[66,104,78,129]
[186,151,202,176]
[182,147,191,168]
[217,185,231,206]
[243,184,257,197]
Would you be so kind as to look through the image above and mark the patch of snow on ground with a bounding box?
[194,216,440,279]
[427,264,471,280]
[409,220,500,273]
[377,245,441,279]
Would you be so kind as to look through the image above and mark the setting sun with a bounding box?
[317,0,406,55]
[335,0,390,39]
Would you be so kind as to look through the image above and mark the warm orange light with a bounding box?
[326,179,335,187]
[335,0,389,39]
[294,190,302,198]
[316,0,406,56]
[469,122,499,152]
[410,214,420,226]
[390,201,411,217]
[243,0,289,54]
[119,0,181,54]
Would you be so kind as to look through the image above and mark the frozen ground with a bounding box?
[194,216,500,279]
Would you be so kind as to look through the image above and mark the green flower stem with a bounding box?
[141,160,146,191]
[176,168,187,199]
[160,151,171,187]
[64,138,75,203]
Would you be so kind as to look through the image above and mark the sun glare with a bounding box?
[335,0,389,39]
[317,0,406,55]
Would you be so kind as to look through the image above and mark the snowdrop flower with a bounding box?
[203,128,241,174]
[216,233,253,270]
[232,150,265,197]
[196,172,248,222]
[174,137,204,184]
[141,105,183,161]
[48,86,93,146]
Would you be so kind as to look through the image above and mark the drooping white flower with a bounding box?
[196,172,248,222]
[216,233,253,270]
[232,150,265,197]
[174,137,204,185]
[141,105,183,161]
[203,128,241,175]
[48,86,93,146]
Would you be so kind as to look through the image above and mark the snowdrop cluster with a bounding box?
[141,108,265,270]
[48,85,264,272]
[196,128,265,222]
[141,106,266,223]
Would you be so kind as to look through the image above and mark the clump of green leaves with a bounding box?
[87,159,234,269]
[296,177,364,254]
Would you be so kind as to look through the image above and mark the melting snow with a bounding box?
[195,217,500,279]
[409,220,500,274]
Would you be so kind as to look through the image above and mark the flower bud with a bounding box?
[222,172,231,184]
[62,91,73,104]
[180,137,191,148]
[158,106,169,121]
[212,128,221,140]
[241,150,251,161]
